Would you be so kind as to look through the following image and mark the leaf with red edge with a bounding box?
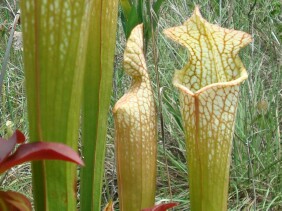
[0,142,84,173]
[15,130,26,144]
[0,190,32,211]
[141,203,178,211]
[0,130,25,163]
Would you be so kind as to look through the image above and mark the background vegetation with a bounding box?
[0,0,281,210]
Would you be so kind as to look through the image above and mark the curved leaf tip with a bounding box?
[0,130,84,174]
[15,130,25,143]
[0,130,25,163]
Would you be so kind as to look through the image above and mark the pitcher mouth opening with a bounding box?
[164,6,252,97]
[173,67,248,97]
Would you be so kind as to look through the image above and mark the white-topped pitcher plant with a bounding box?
[113,24,157,211]
[164,6,252,211]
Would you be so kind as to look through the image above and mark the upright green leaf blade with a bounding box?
[153,0,165,15]
[80,1,119,211]
[119,0,132,20]
[20,1,89,210]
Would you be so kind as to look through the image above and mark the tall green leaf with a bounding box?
[119,0,132,20]
[153,0,165,15]
[20,1,89,210]
[80,1,119,210]
[119,0,166,48]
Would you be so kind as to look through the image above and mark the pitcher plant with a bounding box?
[113,24,157,211]
[164,6,252,211]
[20,1,89,210]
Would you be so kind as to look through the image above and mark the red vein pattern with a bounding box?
[164,6,252,211]
[113,24,157,211]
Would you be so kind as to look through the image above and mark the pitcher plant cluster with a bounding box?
[0,1,251,211]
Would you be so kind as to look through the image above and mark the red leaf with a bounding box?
[141,203,178,211]
[0,142,84,173]
[15,130,26,144]
[0,190,32,211]
[0,131,24,163]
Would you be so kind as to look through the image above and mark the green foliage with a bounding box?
[119,0,165,47]
[20,1,89,210]
[80,1,119,211]
[0,0,281,210]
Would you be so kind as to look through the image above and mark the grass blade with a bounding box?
[0,11,20,101]
[119,0,132,20]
